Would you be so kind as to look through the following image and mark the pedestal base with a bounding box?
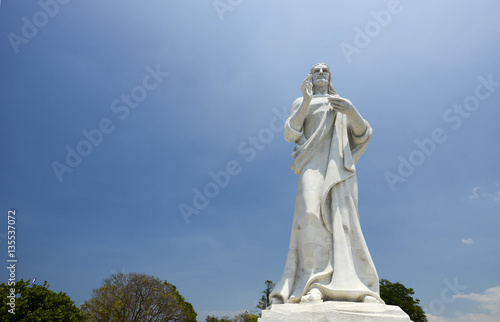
[259,301,412,322]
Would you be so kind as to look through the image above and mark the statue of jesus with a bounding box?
[270,63,383,305]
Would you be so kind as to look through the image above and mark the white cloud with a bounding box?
[427,313,500,322]
[427,313,449,322]
[457,314,500,322]
[468,186,500,202]
[487,191,500,202]
[427,286,500,322]
[454,286,500,314]
[461,238,474,245]
[468,187,480,200]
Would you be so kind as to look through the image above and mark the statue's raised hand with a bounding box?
[301,74,313,101]
[328,97,353,114]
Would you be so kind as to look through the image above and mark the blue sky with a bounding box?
[1,0,499,321]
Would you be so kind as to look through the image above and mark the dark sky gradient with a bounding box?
[1,1,499,321]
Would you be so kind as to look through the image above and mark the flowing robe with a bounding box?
[270,96,382,304]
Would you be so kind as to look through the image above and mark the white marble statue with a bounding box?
[270,63,382,305]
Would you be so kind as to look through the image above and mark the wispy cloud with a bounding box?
[454,286,500,314]
[428,313,500,322]
[461,238,474,245]
[487,191,500,202]
[468,187,480,200]
[468,186,500,202]
[427,286,500,321]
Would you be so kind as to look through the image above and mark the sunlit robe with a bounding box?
[270,95,382,304]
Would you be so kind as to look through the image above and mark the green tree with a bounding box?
[256,280,275,310]
[206,315,232,322]
[380,279,427,322]
[206,311,258,322]
[81,272,196,321]
[233,311,258,322]
[0,279,85,321]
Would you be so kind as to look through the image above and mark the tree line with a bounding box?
[0,274,426,321]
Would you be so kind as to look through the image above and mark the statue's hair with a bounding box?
[310,62,339,97]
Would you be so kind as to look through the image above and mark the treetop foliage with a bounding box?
[380,279,427,322]
[256,280,275,310]
[206,311,258,322]
[81,272,196,321]
[0,279,85,321]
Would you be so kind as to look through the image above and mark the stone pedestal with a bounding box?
[259,301,412,322]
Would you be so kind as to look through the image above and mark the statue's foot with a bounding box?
[270,296,284,305]
[363,295,380,303]
[301,288,323,303]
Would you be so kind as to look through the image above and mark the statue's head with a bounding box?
[310,62,338,96]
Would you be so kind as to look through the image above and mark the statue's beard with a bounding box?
[314,79,329,89]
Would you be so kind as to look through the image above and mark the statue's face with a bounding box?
[311,64,330,87]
